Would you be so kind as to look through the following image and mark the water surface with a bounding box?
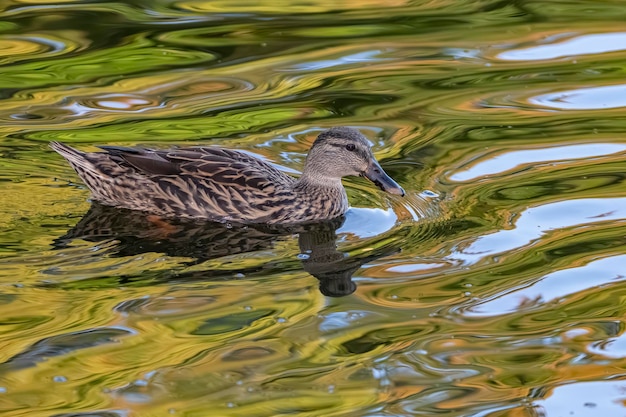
[1,1,625,416]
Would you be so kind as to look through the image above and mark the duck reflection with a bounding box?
[54,204,400,297]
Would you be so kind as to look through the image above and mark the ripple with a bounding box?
[0,32,87,64]
[342,207,398,238]
[464,255,626,317]
[0,36,215,90]
[114,294,218,318]
[59,94,163,117]
[451,197,626,265]
[498,32,626,61]
[289,50,389,71]
[0,76,253,127]
[0,36,49,57]
[535,381,626,416]
[587,331,626,359]
[0,327,133,371]
[449,143,626,182]
[173,0,411,14]
[384,260,452,275]
[93,97,154,110]
[530,84,626,110]
[51,411,125,417]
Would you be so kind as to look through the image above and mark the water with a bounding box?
[1,1,625,416]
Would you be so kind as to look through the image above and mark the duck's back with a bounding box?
[51,142,299,223]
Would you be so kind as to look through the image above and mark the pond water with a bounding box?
[1,1,626,416]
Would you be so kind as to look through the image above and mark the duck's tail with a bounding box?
[50,140,121,202]
[50,141,105,178]
[50,141,133,209]
[50,141,89,170]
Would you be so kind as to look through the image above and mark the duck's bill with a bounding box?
[363,161,405,196]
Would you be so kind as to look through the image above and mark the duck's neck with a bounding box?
[296,171,341,189]
[293,173,349,218]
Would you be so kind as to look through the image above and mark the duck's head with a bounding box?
[303,127,405,196]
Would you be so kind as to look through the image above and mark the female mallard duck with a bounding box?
[51,127,404,224]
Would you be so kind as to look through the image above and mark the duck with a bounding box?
[50,127,405,224]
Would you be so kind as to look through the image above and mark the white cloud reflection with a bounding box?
[499,32,626,61]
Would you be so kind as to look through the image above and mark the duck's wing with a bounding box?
[100,145,295,190]
[52,142,298,221]
[97,145,181,176]
[103,145,299,220]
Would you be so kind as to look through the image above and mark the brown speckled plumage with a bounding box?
[50,127,404,224]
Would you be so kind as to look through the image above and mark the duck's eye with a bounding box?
[345,144,356,151]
